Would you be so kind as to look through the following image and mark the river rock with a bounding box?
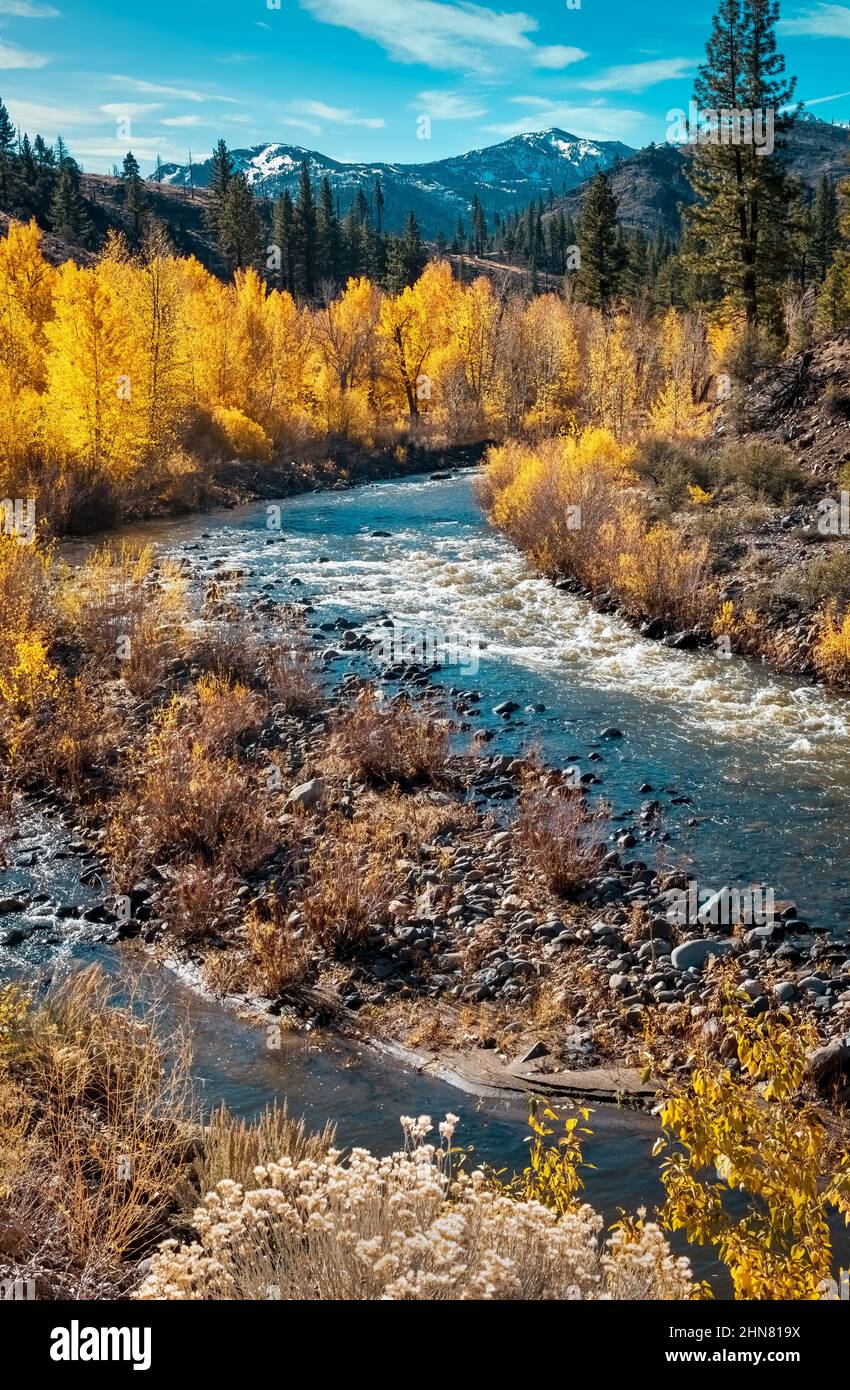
[806,1038,850,1088]
[670,938,733,971]
[285,777,325,811]
[0,898,27,915]
[492,700,520,716]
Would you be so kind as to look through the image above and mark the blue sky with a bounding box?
[1,0,849,172]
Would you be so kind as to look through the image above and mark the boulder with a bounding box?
[806,1038,850,1088]
[670,937,733,971]
[285,777,325,811]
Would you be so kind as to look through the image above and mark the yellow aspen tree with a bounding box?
[0,219,55,469]
[45,261,144,476]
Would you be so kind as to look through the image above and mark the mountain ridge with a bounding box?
[155,128,635,237]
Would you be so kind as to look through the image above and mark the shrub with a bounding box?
[107,698,276,886]
[210,405,272,462]
[244,898,314,997]
[161,858,240,947]
[710,440,804,504]
[137,1113,695,1301]
[720,323,781,384]
[261,613,319,714]
[516,783,607,897]
[811,600,850,684]
[300,815,396,958]
[328,687,450,787]
[800,550,850,610]
[615,513,714,629]
[0,968,193,1297]
[655,1004,850,1300]
[631,435,713,512]
[62,543,188,695]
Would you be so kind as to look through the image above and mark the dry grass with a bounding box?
[301,813,397,959]
[261,612,320,714]
[0,967,194,1298]
[107,696,277,888]
[327,687,451,787]
[516,783,607,897]
[161,858,241,948]
[61,543,188,696]
[188,1102,336,1199]
[244,898,315,997]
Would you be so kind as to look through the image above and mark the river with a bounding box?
[6,465,850,1292]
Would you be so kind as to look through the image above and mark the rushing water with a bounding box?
[8,466,850,1293]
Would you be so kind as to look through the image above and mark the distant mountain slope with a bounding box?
[155,129,634,237]
[544,116,850,239]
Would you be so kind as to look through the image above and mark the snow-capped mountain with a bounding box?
[155,129,634,237]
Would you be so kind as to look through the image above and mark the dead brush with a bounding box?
[193,673,267,751]
[61,543,188,696]
[107,698,277,887]
[516,780,608,896]
[0,967,194,1277]
[327,686,451,786]
[161,857,240,947]
[301,814,396,958]
[261,612,320,714]
[195,604,261,686]
[244,897,315,998]
[187,1101,335,1201]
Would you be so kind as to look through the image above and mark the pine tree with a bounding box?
[811,174,840,283]
[272,190,296,293]
[575,169,624,310]
[121,150,141,180]
[218,172,262,271]
[471,196,488,256]
[682,0,796,324]
[50,163,90,244]
[294,159,317,299]
[207,139,234,237]
[316,176,341,287]
[354,187,369,225]
[374,176,385,234]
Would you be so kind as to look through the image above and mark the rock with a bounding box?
[599,727,623,739]
[492,700,520,716]
[773,980,796,1003]
[670,938,733,971]
[0,897,27,915]
[609,973,632,995]
[806,1038,850,1088]
[517,1041,550,1064]
[800,975,827,995]
[663,630,700,650]
[285,777,325,811]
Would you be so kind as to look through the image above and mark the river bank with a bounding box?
[4,472,850,1116]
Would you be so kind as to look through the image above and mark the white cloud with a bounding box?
[412,89,488,119]
[799,87,850,105]
[280,116,322,135]
[779,3,850,37]
[0,39,47,67]
[578,57,697,93]
[486,103,645,142]
[299,0,586,74]
[161,114,203,127]
[0,1,59,14]
[4,97,86,129]
[293,99,384,127]
[100,102,163,118]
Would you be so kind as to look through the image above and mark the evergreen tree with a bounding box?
[218,172,262,270]
[50,162,90,244]
[294,159,317,298]
[811,174,841,283]
[354,187,369,225]
[121,150,141,179]
[316,176,341,286]
[272,189,296,293]
[384,211,426,292]
[374,175,385,234]
[207,139,234,236]
[471,195,488,256]
[682,0,797,324]
[575,169,624,310]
